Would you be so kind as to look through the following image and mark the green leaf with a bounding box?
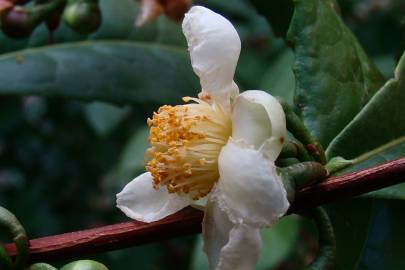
[326,52,405,199]
[358,200,405,269]
[189,215,300,270]
[326,200,374,270]
[0,41,198,104]
[0,0,186,54]
[287,0,384,147]
[326,51,405,160]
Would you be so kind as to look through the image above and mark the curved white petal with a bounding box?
[217,224,262,270]
[203,199,233,270]
[215,139,289,227]
[203,199,262,270]
[232,90,286,161]
[182,6,241,104]
[116,172,191,222]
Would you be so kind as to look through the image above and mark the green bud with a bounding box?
[60,260,109,270]
[29,263,58,270]
[284,161,328,190]
[63,0,101,35]
[0,206,29,270]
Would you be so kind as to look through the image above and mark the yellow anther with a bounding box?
[145,97,231,199]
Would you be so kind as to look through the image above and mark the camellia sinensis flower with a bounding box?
[117,6,289,270]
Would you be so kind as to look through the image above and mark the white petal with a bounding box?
[203,199,262,270]
[182,6,241,103]
[232,90,286,161]
[203,199,233,270]
[217,224,262,270]
[215,139,289,227]
[116,172,190,222]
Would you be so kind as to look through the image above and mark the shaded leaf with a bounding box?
[326,200,374,270]
[358,200,405,269]
[0,41,198,104]
[287,0,384,147]
[250,0,294,37]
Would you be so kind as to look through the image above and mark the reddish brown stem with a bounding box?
[4,158,405,263]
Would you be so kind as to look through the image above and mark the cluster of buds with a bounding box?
[0,0,101,39]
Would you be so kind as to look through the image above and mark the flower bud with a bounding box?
[63,0,101,35]
[60,260,109,270]
[0,0,13,15]
[29,263,58,270]
[0,6,35,38]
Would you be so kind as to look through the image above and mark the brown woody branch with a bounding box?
[5,158,405,263]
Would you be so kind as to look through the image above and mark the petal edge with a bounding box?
[116,172,191,223]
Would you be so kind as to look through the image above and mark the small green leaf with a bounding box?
[287,0,384,147]
[0,41,198,104]
[333,142,405,200]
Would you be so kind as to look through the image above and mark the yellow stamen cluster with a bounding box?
[145,97,231,199]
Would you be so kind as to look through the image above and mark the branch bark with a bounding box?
[5,158,405,263]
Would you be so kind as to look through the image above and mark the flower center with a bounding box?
[145,97,231,199]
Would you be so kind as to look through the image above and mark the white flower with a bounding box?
[117,6,289,270]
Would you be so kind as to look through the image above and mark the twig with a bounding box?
[5,158,405,263]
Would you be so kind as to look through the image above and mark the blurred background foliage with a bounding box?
[0,0,404,269]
